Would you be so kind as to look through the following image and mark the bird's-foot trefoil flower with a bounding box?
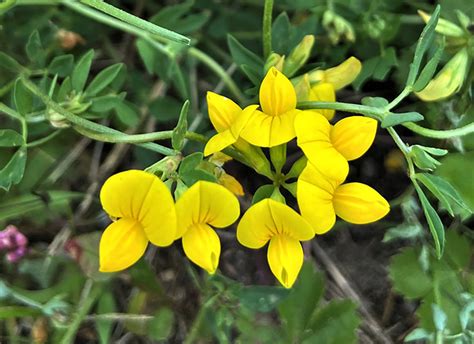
[305,56,362,90]
[99,170,177,272]
[295,112,377,180]
[297,162,390,234]
[240,67,301,147]
[236,199,314,288]
[294,74,336,120]
[175,181,240,274]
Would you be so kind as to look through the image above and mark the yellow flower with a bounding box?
[295,75,336,120]
[240,67,301,147]
[99,170,177,272]
[204,91,258,157]
[237,199,314,288]
[297,162,389,234]
[307,57,362,90]
[175,181,240,274]
[295,112,377,180]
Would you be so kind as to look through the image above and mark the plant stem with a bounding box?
[386,86,411,110]
[21,77,178,156]
[262,0,274,58]
[60,280,102,344]
[78,0,190,44]
[297,101,387,121]
[188,48,245,103]
[403,121,474,138]
[27,130,62,147]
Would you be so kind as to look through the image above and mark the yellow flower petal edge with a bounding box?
[333,182,390,224]
[218,173,244,196]
[321,57,362,90]
[259,67,297,116]
[267,234,304,288]
[240,108,300,147]
[99,218,148,272]
[297,162,342,234]
[331,116,377,161]
[237,198,314,249]
[182,223,221,274]
[207,91,242,132]
[203,105,258,157]
[100,169,177,247]
[295,111,349,181]
[237,198,313,288]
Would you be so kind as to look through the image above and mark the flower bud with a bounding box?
[418,10,464,38]
[264,53,285,74]
[283,35,315,77]
[415,48,469,101]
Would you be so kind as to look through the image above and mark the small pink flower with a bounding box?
[0,225,28,263]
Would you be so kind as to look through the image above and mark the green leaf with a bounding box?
[413,41,445,92]
[96,290,116,344]
[148,308,175,340]
[237,285,290,313]
[278,262,325,341]
[149,96,183,122]
[414,184,445,258]
[14,78,33,116]
[85,63,124,97]
[415,173,471,216]
[25,30,46,67]
[180,169,216,186]
[415,145,448,156]
[251,184,275,205]
[136,39,156,74]
[227,34,263,76]
[0,147,27,191]
[72,49,95,93]
[444,231,471,270]
[404,328,432,342]
[302,300,360,344]
[57,76,72,102]
[48,54,74,77]
[171,100,189,151]
[382,223,422,243]
[114,101,139,127]
[389,248,432,298]
[407,5,441,86]
[0,129,24,147]
[90,94,125,112]
[381,112,424,128]
[436,152,474,213]
[0,52,24,74]
[410,145,441,171]
[353,48,398,89]
[179,152,203,175]
[272,12,293,54]
[361,96,389,108]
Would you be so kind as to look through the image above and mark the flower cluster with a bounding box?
[99,60,390,288]
[0,225,28,263]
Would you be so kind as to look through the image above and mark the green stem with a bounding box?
[184,294,220,344]
[77,0,190,44]
[27,130,62,147]
[403,121,474,138]
[21,78,178,155]
[60,281,102,344]
[297,101,386,121]
[0,102,28,142]
[262,0,274,58]
[386,86,412,110]
[74,126,174,143]
[188,47,245,103]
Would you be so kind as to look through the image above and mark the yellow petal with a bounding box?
[331,116,377,161]
[267,234,304,288]
[207,91,241,132]
[237,199,314,249]
[182,223,220,274]
[100,170,177,246]
[322,57,362,90]
[297,162,344,234]
[99,219,148,272]
[295,112,349,181]
[259,67,297,116]
[175,181,240,238]
[415,48,469,102]
[204,130,236,157]
[240,108,299,147]
[308,83,336,120]
[333,182,390,224]
[218,173,244,196]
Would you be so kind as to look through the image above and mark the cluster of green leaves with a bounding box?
[389,230,474,343]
